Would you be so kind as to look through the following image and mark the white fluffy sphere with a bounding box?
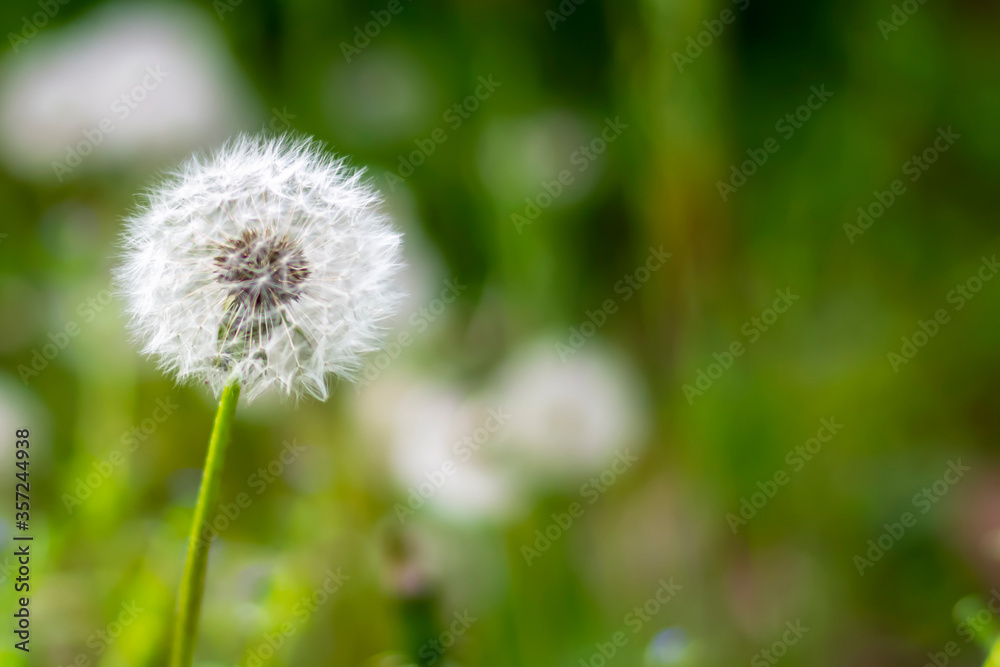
[116,134,403,401]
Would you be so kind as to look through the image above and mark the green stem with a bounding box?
[170,382,241,667]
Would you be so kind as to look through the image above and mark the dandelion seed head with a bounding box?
[116,134,403,401]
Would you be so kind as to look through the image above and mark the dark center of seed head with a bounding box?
[214,230,310,309]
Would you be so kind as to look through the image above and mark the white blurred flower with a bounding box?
[357,341,647,520]
[0,3,258,180]
[358,374,522,523]
[492,342,647,483]
[116,134,403,401]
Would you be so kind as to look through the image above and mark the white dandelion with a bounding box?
[116,133,403,402]
[119,135,404,667]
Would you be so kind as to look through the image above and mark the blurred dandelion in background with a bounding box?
[491,341,647,487]
[0,3,258,180]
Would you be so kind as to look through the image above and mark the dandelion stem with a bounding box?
[170,381,241,667]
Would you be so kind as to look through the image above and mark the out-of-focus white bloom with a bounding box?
[357,341,646,520]
[0,4,258,180]
[116,134,403,401]
[357,375,522,523]
[492,342,647,482]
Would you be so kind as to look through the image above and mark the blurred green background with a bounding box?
[1,0,999,665]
